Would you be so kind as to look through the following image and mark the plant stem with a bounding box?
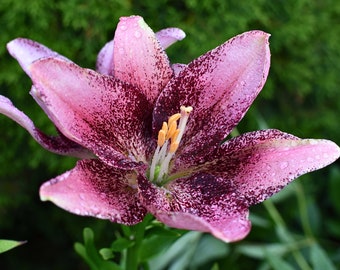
[125,215,152,270]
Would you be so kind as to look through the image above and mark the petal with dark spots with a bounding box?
[113,16,173,103]
[7,38,70,77]
[0,95,92,158]
[155,27,186,49]
[186,129,340,206]
[153,31,270,165]
[40,159,147,225]
[30,58,154,168]
[138,173,251,242]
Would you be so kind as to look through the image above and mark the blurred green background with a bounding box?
[1,0,340,269]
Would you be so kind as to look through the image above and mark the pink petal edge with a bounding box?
[113,16,173,103]
[155,27,186,49]
[40,159,147,225]
[0,95,91,158]
[7,38,69,76]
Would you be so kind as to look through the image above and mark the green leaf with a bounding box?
[264,249,295,270]
[99,248,114,260]
[111,237,133,252]
[190,234,229,269]
[148,231,202,270]
[0,239,26,254]
[237,243,290,259]
[310,243,336,270]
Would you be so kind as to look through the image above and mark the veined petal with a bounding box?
[193,129,340,206]
[138,173,251,242]
[96,40,114,75]
[30,58,153,169]
[153,31,270,164]
[0,95,92,158]
[113,16,173,103]
[40,159,147,225]
[155,28,186,49]
[7,38,69,76]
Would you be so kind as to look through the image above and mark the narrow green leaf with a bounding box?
[264,249,295,270]
[190,234,229,268]
[237,243,290,259]
[310,243,336,270]
[0,239,26,254]
[148,231,202,270]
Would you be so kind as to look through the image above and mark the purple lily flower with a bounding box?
[1,16,339,242]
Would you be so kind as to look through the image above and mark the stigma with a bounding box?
[149,106,193,184]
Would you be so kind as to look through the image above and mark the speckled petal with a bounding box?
[0,95,92,158]
[138,173,251,242]
[113,16,173,103]
[155,28,186,49]
[96,40,114,75]
[7,38,69,76]
[153,31,270,165]
[192,129,340,206]
[40,159,147,225]
[30,58,153,169]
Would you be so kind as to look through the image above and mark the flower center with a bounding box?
[149,106,193,184]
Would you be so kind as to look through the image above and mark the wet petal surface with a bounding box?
[40,159,147,225]
[113,16,173,103]
[138,173,251,242]
[154,31,270,166]
[192,129,340,205]
[0,95,91,158]
[30,58,154,168]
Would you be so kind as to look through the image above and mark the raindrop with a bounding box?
[280,161,289,169]
[120,24,127,31]
[118,47,125,54]
[134,31,141,38]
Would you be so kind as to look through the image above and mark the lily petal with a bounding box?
[138,173,251,242]
[113,16,173,103]
[155,27,186,49]
[0,95,92,158]
[193,129,340,206]
[7,38,69,76]
[30,58,153,168]
[96,27,185,75]
[96,40,114,75]
[153,31,270,164]
[40,159,147,225]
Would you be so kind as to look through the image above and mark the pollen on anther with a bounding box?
[169,142,179,153]
[166,121,177,140]
[158,130,166,146]
[168,113,181,126]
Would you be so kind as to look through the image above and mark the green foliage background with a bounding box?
[0,0,340,269]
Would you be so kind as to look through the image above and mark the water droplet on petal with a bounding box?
[134,30,141,38]
[120,24,127,31]
[280,161,289,169]
[118,47,125,54]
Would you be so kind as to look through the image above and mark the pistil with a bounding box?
[149,106,193,184]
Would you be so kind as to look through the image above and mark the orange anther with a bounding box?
[169,142,179,153]
[166,121,177,140]
[157,130,166,146]
[168,113,181,126]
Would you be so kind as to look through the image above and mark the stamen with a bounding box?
[150,106,193,184]
[168,113,181,126]
[166,120,177,140]
[157,130,166,146]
